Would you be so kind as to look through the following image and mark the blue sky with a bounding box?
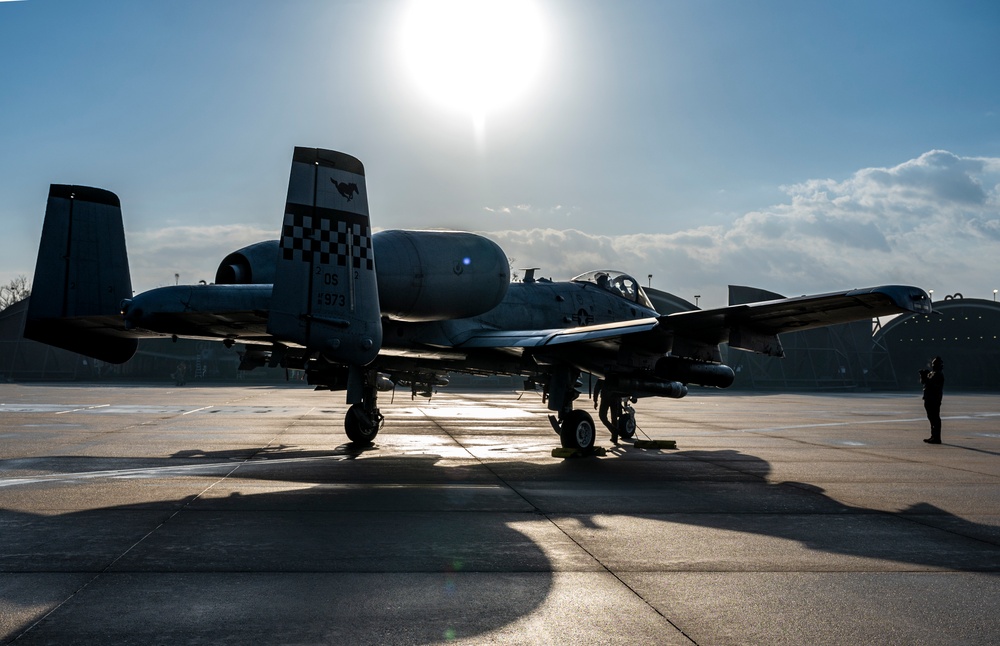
[2,0,999,307]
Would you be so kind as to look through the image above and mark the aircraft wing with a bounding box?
[455,317,660,348]
[454,284,929,360]
[662,284,931,356]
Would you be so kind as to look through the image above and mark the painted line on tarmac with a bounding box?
[744,413,996,433]
[182,405,215,415]
[54,404,111,415]
[0,452,377,489]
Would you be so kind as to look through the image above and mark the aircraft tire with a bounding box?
[617,413,636,440]
[345,404,379,445]
[560,410,596,451]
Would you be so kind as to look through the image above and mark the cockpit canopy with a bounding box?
[572,270,655,310]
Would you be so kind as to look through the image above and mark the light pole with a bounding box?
[994,289,997,302]
[647,274,652,288]
[694,294,701,308]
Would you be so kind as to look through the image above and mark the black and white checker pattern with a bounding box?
[280,208,373,270]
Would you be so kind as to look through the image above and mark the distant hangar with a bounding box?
[716,287,1000,392]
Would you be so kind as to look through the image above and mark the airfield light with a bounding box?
[694,295,701,307]
[647,274,652,288]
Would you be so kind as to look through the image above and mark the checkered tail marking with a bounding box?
[280,206,373,270]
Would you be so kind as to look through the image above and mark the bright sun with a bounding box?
[400,0,545,125]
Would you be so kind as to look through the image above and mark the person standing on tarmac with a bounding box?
[593,379,622,444]
[919,356,945,444]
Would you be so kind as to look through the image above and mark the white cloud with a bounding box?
[116,151,1000,309]
[481,203,580,220]
[485,150,1000,308]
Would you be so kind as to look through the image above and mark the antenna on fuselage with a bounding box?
[521,268,541,283]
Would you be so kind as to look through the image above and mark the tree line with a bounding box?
[0,275,30,312]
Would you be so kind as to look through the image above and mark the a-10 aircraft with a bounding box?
[24,147,933,451]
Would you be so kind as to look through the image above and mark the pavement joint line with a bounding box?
[13,399,316,640]
[696,453,1000,555]
[417,394,701,644]
[546,511,700,643]
[12,461,245,643]
[888,512,1000,550]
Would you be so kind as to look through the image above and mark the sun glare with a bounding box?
[400,0,545,127]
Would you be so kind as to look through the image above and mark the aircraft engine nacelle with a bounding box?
[655,357,736,388]
[215,241,279,285]
[372,230,510,322]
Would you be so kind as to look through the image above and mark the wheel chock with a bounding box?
[552,446,607,458]
[633,439,678,450]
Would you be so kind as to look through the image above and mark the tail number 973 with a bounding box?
[318,293,346,307]
[317,272,345,307]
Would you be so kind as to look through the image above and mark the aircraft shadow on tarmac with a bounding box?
[1,448,997,643]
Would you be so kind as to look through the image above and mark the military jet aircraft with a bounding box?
[24,147,933,450]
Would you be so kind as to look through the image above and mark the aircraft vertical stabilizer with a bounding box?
[267,147,382,365]
[24,185,138,363]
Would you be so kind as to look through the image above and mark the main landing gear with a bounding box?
[554,409,597,451]
[344,371,383,445]
[545,368,598,451]
[547,375,643,450]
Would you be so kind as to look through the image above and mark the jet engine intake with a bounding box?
[372,230,510,321]
[655,356,735,389]
[215,240,279,285]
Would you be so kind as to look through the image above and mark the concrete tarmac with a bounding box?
[1,383,998,645]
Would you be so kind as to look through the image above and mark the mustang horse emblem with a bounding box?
[332,179,359,201]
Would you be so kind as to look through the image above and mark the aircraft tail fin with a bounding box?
[267,148,382,365]
[24,185,138,363]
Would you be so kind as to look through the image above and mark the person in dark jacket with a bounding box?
[919,356,944,444]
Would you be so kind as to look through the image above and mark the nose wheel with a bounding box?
[617,409,636,440]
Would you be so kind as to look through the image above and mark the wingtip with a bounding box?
[851,285,933,314]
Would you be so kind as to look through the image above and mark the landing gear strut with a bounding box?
[344,370,383,445]
[545,368,597,451]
